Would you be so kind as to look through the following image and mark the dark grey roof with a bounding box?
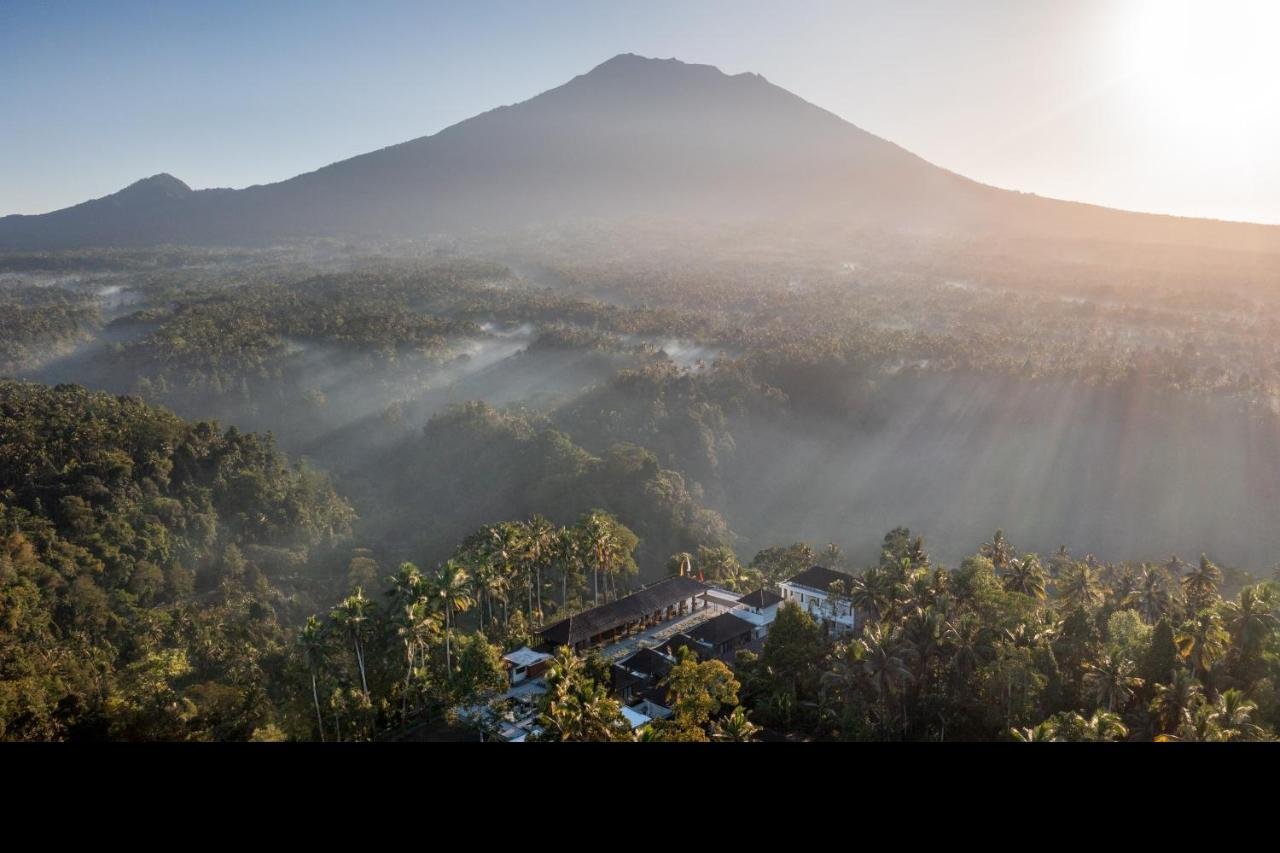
[659,632,712,660]
[736,588,782,609]
[538,575,709,647]
[610,665,645,694]
[618,647,674,678]
[785,565,854,593]
[689,612,754,646]
[635,686,672,710]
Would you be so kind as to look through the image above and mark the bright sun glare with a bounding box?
[1122,0,1280,160]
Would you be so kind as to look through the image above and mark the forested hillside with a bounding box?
[0,381,354,739]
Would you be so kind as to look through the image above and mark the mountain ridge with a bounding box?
[3,53,1279,253]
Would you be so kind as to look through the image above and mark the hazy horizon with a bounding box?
[4,0,1279,225]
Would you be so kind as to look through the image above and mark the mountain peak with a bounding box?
[589,53,688,71]
[584,53,742,81]
[117,173,193,200]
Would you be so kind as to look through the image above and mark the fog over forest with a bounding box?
[6,51,1280,744]
[9,236,1280,576]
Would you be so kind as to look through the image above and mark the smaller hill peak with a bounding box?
[118,173,193,199]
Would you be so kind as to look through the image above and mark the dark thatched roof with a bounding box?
[618,647,674,678]
[785,565,854,593]
[736,588,782,609]
[689,612,754,646]
[538,576,709,647]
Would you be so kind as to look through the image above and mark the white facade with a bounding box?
[778,581,856,631]
[701,587,781,639]
[502,646,552,685]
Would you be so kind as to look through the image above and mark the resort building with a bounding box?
[536,575,711,652]
[779,565,858,633]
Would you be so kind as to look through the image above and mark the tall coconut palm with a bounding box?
[1176,610,1229,679]
[820,640,867,716]
[579,511,620,605]
[1083,653,1143,712]
[1222,585,1278,660]
[329,588,373,697]
[1048,545,1073,579]
[904,536,931,570]
[298,615,328,742]
[1002,554,1047,600]
[473,556,509,633]
[1181,554,1222,615]
[1137,564,1171,624]
[858,622,916,737]
[387,561,425,610]
[980,529,1015,572]
[1107,566,1140,611]
[433,560,474,674]
[849,567,891,624]
[393,599,439,719]
[944,614,996,684]
[1150,668,1202,735]
[556,526,583,611]
[524,514,558,622]
[903,605,946,686]
[1057,562,1103,612]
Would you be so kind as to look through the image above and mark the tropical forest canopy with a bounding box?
[2,226,1280,741]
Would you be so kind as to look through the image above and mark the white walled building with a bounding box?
[778,566,857,633]
[730,588,783,638]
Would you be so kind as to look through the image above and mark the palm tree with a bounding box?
[1137,564,1171,624]
[1181,554,1222,615]
[433,560,474,674]
[1002,554,1047,600]
[1222,585,1278,661]
[1084,710,1128,741]
[1213,688,1262,741]
[850,565,898,623]
[1163,554,1189,578]
[943,615,995,684]
[711,706,760,742]
[981,529,1015,572]
[298,615,327,742]
[524,514,558,622]
[1108,566,1140,611]
[858,622,916,737]
[537,646,630,742]
[556,525,581,611]
[1176,610,1229,679]
[903,605,945,686]
[1057,562,1103,612]
[820,640,866,719]
[1150,668,1202,735]
[1011,721,1058,742]
[1083,653,1143,712]
[388,561,425,606]
[330,588,373,697]
[579,511,627,604]
[904,536,930,570]
[392,599,439,719]
[1048,545,1072,579]
[473,557,509,633]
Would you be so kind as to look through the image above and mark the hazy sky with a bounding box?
[3,0,1278,223]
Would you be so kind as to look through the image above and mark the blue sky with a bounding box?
[3,0,1278,223]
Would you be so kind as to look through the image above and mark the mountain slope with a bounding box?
[3,53,1279,253]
